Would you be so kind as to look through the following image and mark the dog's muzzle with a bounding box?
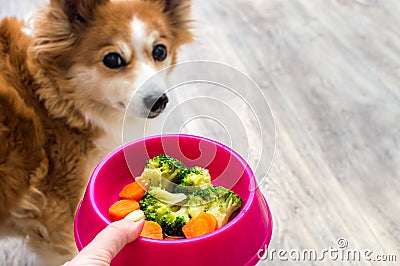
[144,94,169,118]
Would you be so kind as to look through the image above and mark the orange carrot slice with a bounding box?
[140,221,163,239]
[182,212,217,238]
[108,200,140,221]
[164,237,183,240]
[119,181,146,201]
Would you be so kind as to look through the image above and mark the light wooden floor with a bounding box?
[1,0,400,265]
[180,1,400,265]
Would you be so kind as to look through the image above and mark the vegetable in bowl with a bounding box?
[175,166,213,194]
[139,187,190,237]
[186,186,242,229]
[108,154,242,239]
[139,154,188,188]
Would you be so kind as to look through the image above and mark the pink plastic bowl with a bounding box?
[74,134,272,266]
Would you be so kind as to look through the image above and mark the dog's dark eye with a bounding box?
[103,53,126,69]
[152,44,168,62]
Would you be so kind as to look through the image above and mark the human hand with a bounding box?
[64,210,145,266]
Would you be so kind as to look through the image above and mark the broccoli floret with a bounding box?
[182,166,212,186]
[159,207,190,237]
[139,187,189,237]
[176,166,212,194]
[186,186,242,228]
[137,168,162,188]
[145,154,188,186]
[139,191,170,221]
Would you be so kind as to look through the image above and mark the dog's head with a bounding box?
[31,0,192,121]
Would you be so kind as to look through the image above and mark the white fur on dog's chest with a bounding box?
[85,111,159,179]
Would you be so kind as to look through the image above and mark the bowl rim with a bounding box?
[87,134,257,243]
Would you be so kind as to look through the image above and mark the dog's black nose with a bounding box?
[144,94,169,114]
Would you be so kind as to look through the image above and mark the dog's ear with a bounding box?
[51,0,109,24]
[158,0,193,42]
[163,0,189,12]
[162,0,191,26]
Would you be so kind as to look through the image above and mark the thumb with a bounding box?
[67,210,145,266]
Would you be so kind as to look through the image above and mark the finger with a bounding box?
[84,215,145,259]
[67,210,145,266]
